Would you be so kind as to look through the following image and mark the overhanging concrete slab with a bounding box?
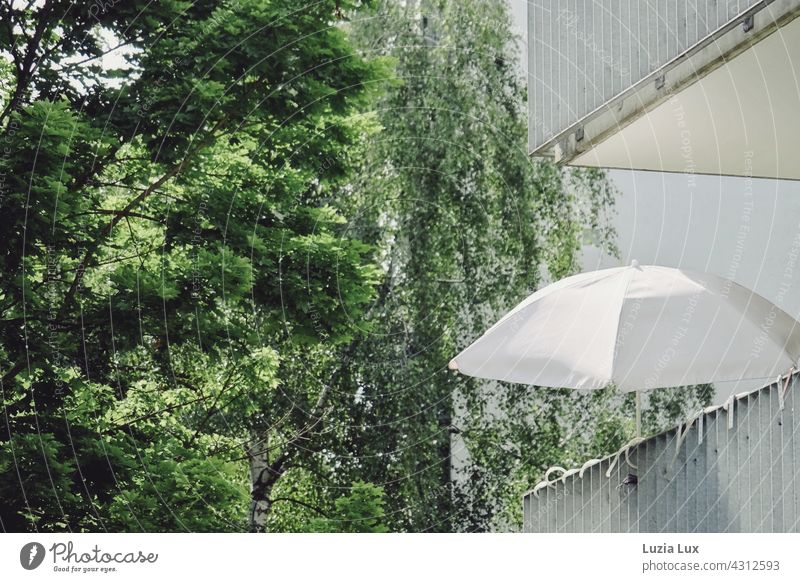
[529,0,800,180]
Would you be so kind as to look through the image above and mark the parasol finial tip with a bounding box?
[448,359,459,371]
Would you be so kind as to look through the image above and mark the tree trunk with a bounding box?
[247,433,274,532]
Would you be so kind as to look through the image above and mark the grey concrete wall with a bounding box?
[523,374,800,532]
[527,0,765,153]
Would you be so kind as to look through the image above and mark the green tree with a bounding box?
[307,481,389,533]
[0,0,385,532]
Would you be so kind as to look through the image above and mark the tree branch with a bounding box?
[186,363,242,447]
[56,159,186,322]
[70,209,164,223]
[269,496,328,517]
[0,0,53,126]
[54,39,137,72]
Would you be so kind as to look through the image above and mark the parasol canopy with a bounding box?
[449,262,800,393]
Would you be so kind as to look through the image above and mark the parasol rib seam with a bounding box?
[609,267,636,387]
[479,269,622,341]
